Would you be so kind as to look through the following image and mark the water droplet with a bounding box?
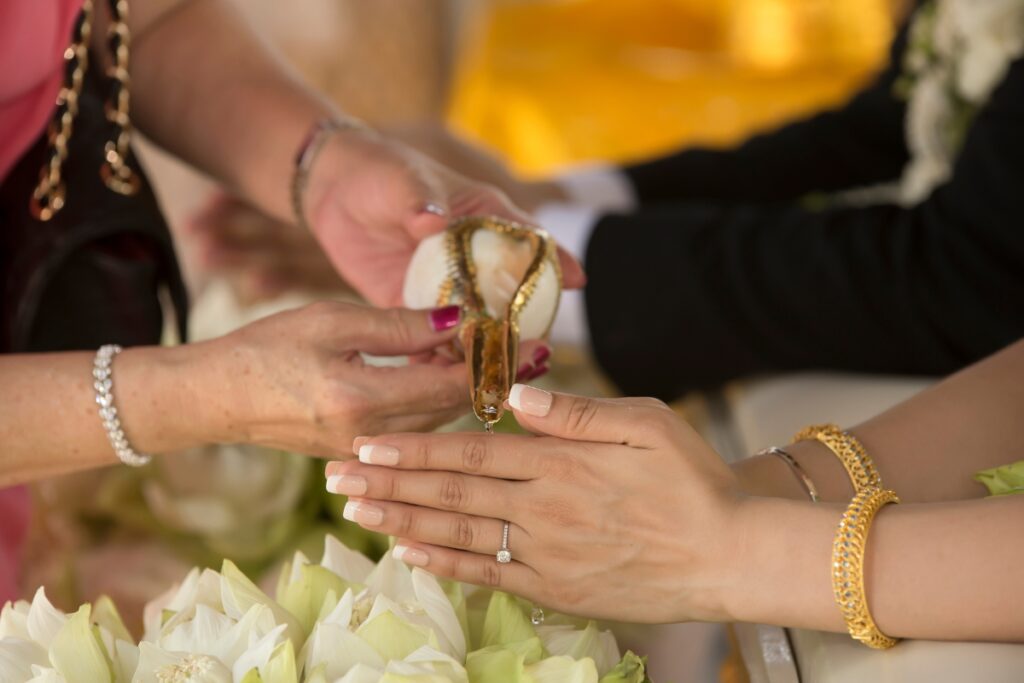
[530,607,545,625]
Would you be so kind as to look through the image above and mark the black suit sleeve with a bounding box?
[622,24,911,204]
[584,56,1024,401]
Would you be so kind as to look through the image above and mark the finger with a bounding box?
[341,305,463,356]
[330,431,548,481]
[390,540,538,596]
[507,384,670,448]
[334,498,532,563]
[556,246,587,290]
[323,460,519,520]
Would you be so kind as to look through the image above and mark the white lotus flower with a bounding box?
[537,621,620,677]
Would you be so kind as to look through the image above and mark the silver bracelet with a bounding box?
[755,446,820,502]
[291,116,369,232]
[94,344,151,467]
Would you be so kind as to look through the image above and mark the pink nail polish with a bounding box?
[343,501,384,526]
[508,383,553,417]
[516,362,534,380]
[532,346,551,366]
[523,364,549,381]
[429,305,461,332]
[393,545,429,567]
[359,444,400,466]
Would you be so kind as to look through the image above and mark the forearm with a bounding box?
[736,339,1024,503]
[115,0,338,222]
[0,344,221,486]
[725,495,1024,642]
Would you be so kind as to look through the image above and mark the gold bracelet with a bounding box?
[832,487,900,649]
[793,423,882,494]
[755,446,820,502]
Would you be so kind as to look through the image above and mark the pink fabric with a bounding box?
[0,0,85,183]
[0,0,83,602]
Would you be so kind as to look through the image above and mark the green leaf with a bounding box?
[480,592,535,650]
[50,605,113,683]
[598,651,648,683]
[975,460,1024,497]
[357,611,433,661]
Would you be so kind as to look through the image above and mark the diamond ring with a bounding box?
[496,521,512,564]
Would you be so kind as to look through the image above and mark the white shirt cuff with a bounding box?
[534,203,600,348]
[557,164,637,212]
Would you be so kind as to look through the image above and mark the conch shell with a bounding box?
[403,217,562,426]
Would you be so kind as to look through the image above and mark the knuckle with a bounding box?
[565,397,600,434]
[383,473,401,501]
[480,561,503,588]
[382,308,415,348]
[396,509,417,537]
[439,474,468,510]
[460,439,489,473]
[449,515,475,548]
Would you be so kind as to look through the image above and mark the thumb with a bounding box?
[345,304,463,357]
[506,384,667,447]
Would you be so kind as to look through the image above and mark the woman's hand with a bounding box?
[194,301,469,458]
[304,129,585,307]
[324,384,743,623]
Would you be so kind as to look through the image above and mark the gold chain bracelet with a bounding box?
[832,487,900,649]
[793,424,882,494]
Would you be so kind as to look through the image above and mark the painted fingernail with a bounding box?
[421,202,447,217]
[343,501,384,526]
[508,383,552,417]
[352,436,370,455]
[532,346,551,366]
[523,364,549,381]
[393,544,430,567]
[429,305,462,332]
[359,444,400,466]
[326,474,367,496]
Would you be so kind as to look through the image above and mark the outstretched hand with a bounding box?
[325,385,743,624]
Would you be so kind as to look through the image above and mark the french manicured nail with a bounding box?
[326,474,367,496]
[429,305,461,332]
[343,501,384,526]
[508,383,553,417]
[532,346,551,366]
[393,544,429,567]
[352,436,370,455]
[523,364,549,381]
[359,444,400,466]
[421,202,447,217]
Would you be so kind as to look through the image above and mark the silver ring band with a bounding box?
[496,521,512,563]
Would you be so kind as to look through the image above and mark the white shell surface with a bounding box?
[403,230,561,340]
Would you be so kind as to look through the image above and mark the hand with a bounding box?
[193,301,469,458]
[324,384,743,623]
[304,128,585,307]
[389,124,569,213]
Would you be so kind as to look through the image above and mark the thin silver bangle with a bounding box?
[291,117,369,232]
[94,344,151,467]
[755,446,820,502]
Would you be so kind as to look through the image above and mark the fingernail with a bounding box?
[429,305,461,332]
[352,436,370,455]
[343,501,384,526]
[359,444,400,466]
[508,383,552,417]
[523,364,549,381]
[326,474,368,496]
[393,544,429,567]
[421,202,447,217]
[532,346,551,366]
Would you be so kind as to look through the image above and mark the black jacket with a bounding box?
[584,23,1024,400]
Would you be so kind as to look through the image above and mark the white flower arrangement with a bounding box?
[897,0,1024,205]
[0,536,649,683]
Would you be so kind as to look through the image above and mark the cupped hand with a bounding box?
[198,301,470,458]
[324,385,743,624]
[304,128,585,307]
